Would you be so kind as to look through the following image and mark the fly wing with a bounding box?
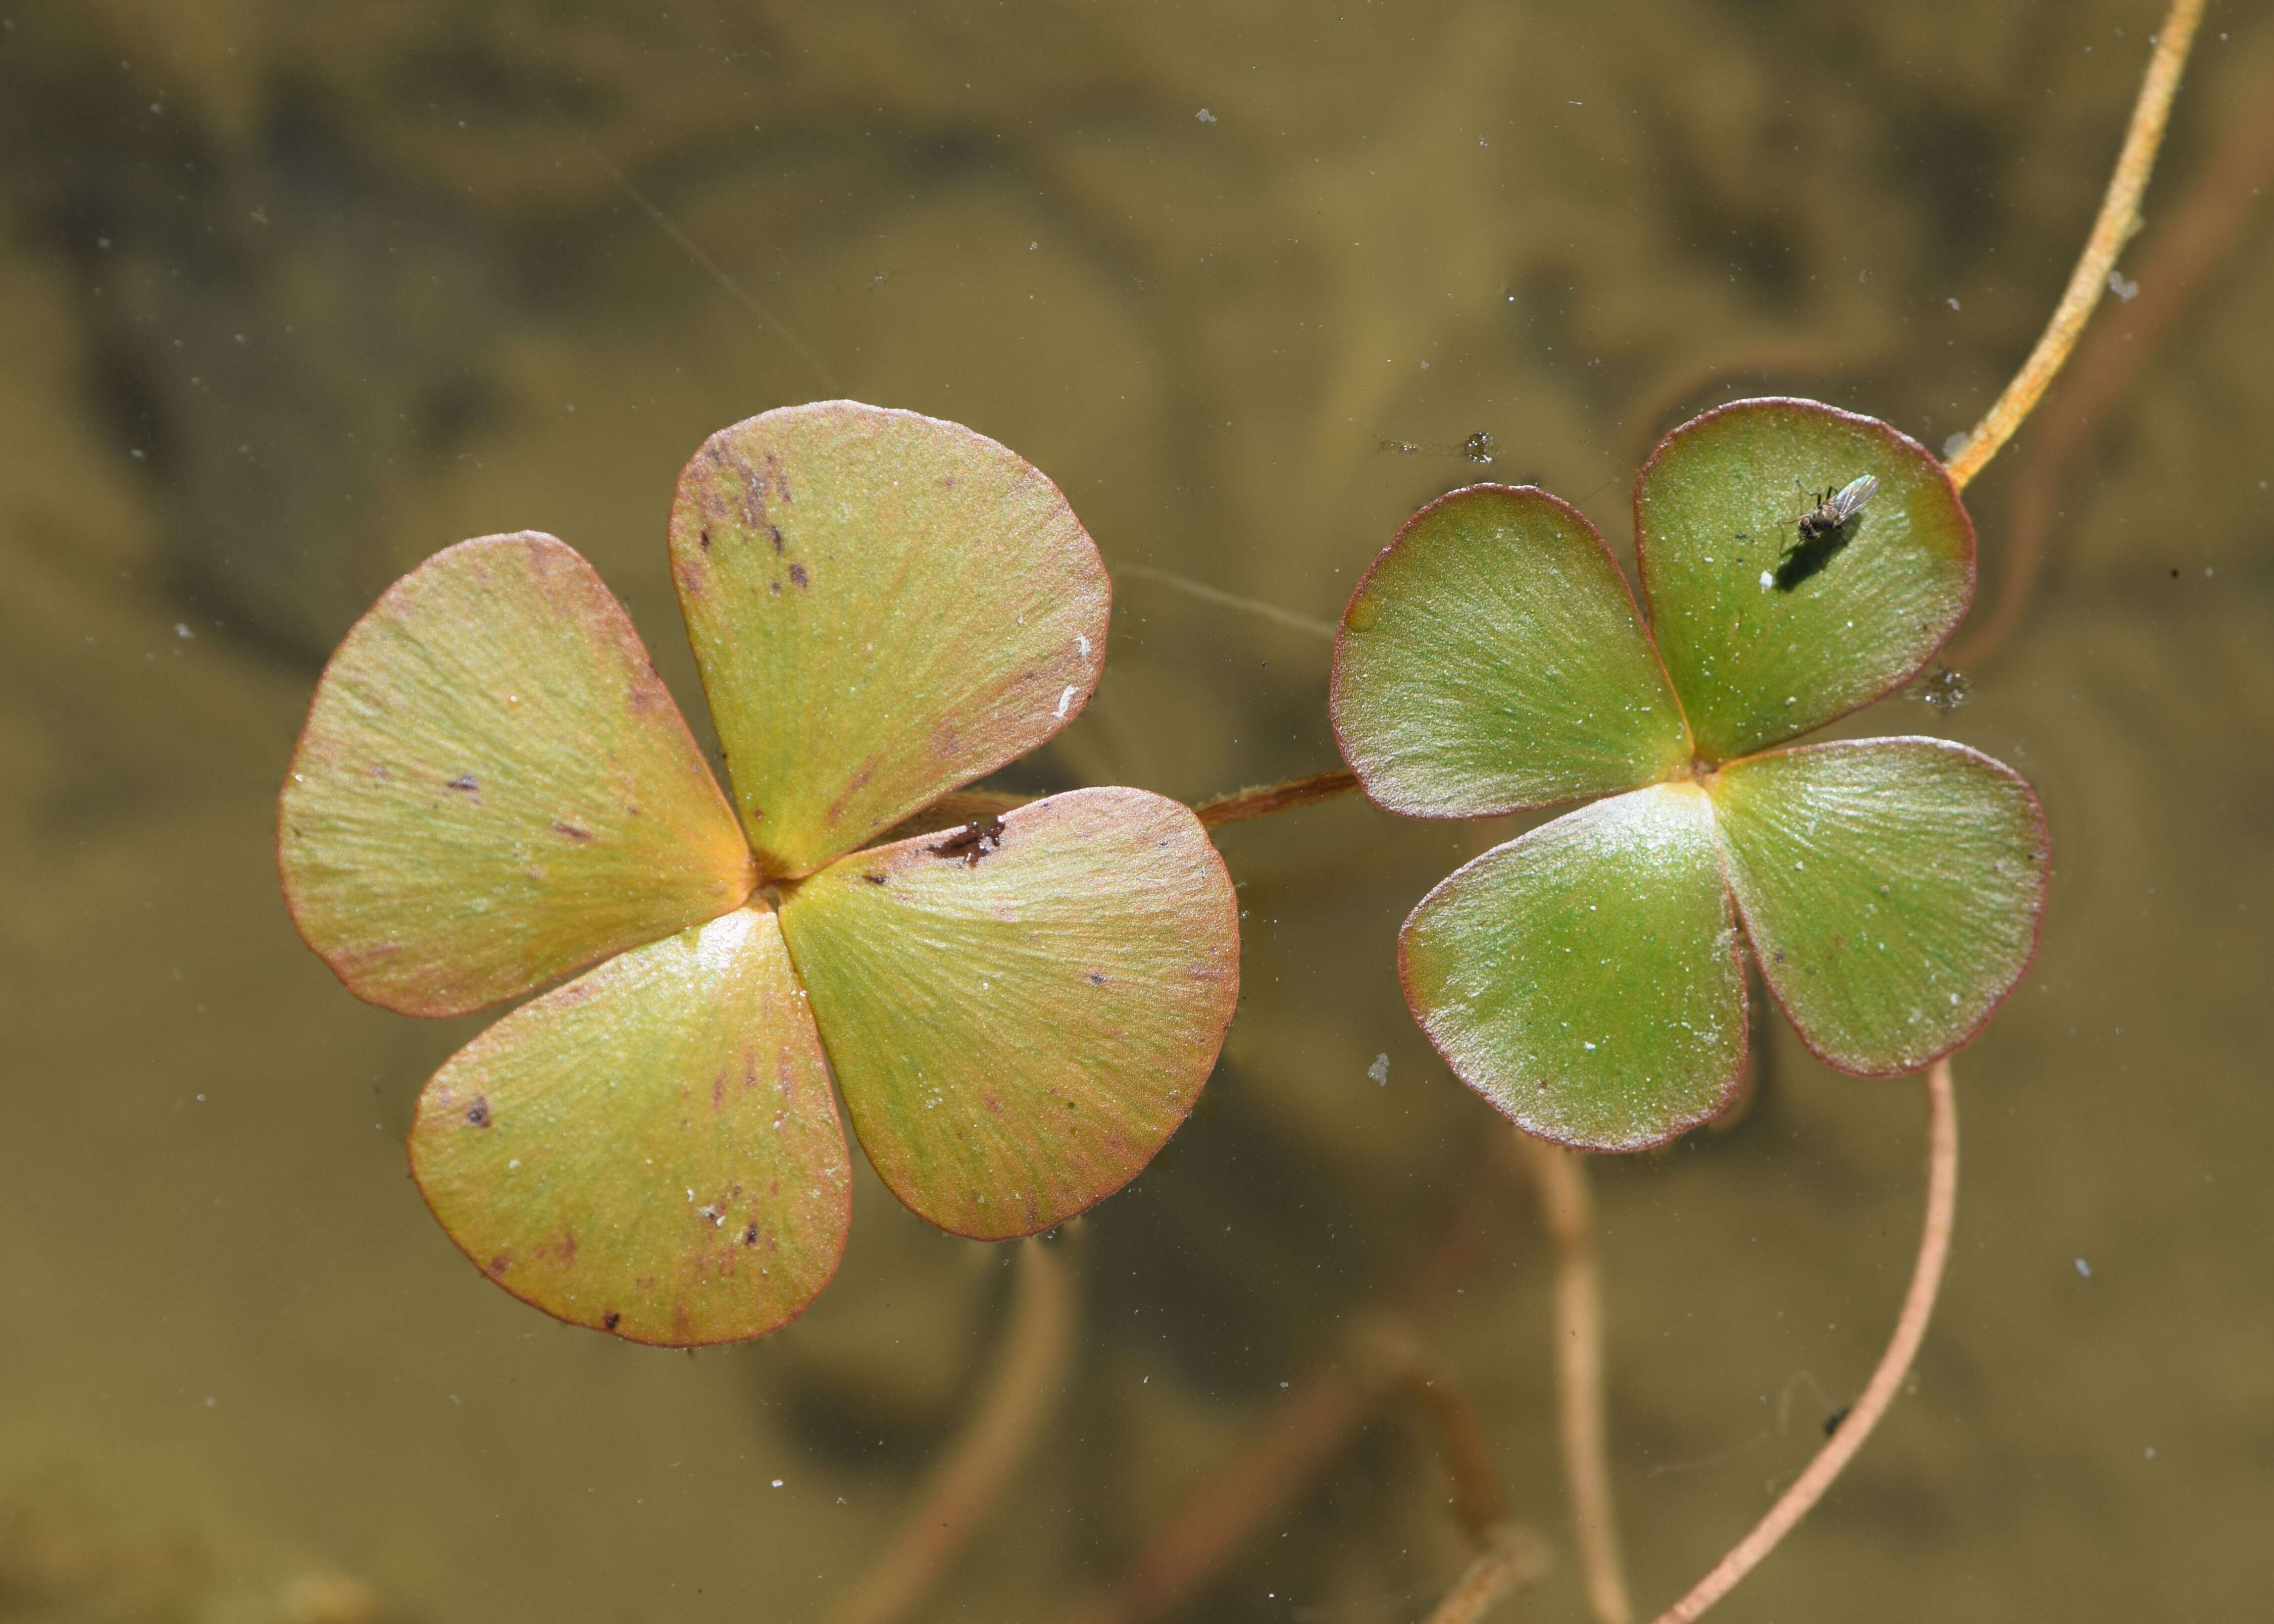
[1831,473,1880,521]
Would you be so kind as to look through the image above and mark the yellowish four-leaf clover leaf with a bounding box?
[281,403,1239,1345]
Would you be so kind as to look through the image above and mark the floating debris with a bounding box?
[1908,665,1971,711]
[1378,431,1496,465]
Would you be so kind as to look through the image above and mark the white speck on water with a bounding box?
[1367,1054,1389,1085]
[1946,297,1961,310]
[174,623,194,639]
[1195,107,1216,123]
[1943,432,1969,459]
[772,1478,785,1488]
[2144,1446,2156,1459]
[1055,684,1076,718]
[2075,1258,2092,1278]
[2108,270,2138,302]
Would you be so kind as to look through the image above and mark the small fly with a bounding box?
[1768,474,1878,591]
[1797,474,1879,542]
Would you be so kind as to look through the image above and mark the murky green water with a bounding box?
[4,2,2272,1619]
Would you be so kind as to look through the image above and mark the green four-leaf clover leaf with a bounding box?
[1331,398,2048,1150]
[281,403,1239,1344]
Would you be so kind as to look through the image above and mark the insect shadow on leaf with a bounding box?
[1772,474,1878,592]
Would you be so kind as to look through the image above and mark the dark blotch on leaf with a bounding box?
[552,821,594,842]
[699,528,712,552]
[789,562,809,589]
[742,1224,760,1245]
[604,1311,621,1330]
[465,1096,491,1127]
[446,773,480,793]
[932,814,1007,866]
[863,872,888,885]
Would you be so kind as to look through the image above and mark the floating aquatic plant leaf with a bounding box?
[1400,784,1746,1150]
[779,788,1239,1239]
[670,402,1109,878]
[1708,738,2048,1075]
[283,405,1243,1346]
[1335,397,2045,1150]
[408,907,851,1345]
[1635,398,1973,762]
[279,532,755,1017]
[1331,485,1692,817]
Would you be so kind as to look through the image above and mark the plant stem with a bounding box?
[1517,1137,1633,1624]
[1054,1319,1512,1624]
[824,1238,1078,1624]
[1192,768,1362,827]
[1952,59,2274,667]
[1054,1181,1504,1624]
[1055,1361,1375,1624]
[1942,0,2209,492]
[1422,1524,1556,1624]
[1646,1059,1959,1624]
[1351,1317,1512,1544]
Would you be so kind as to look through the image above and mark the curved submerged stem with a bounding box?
[1647,1060,1959,1624]
[1193,768,1362,828]
[1516,1137,1633,1624]
[1943,0,2209,492]
[1952,62,2274,667]
[825,1238,1078,1624]
[1422,1523,1556,1624]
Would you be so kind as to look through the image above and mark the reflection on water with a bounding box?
[3,2,2273,1620]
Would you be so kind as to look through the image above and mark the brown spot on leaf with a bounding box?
[464,1097,491,1127]
[932,815,1006,866]
[487,1254,511,1276]
[769,579,782,597]
[788,562,809,589]
[699,528,712,551]
[604,1311,621,1330]
[446,774,480,793]
[1086,971,1106,986]
[863,871,888,885]
[552,821,594,842]
[822,765,875,827]
[743,1224,760,1245]
[769,524,785,555]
